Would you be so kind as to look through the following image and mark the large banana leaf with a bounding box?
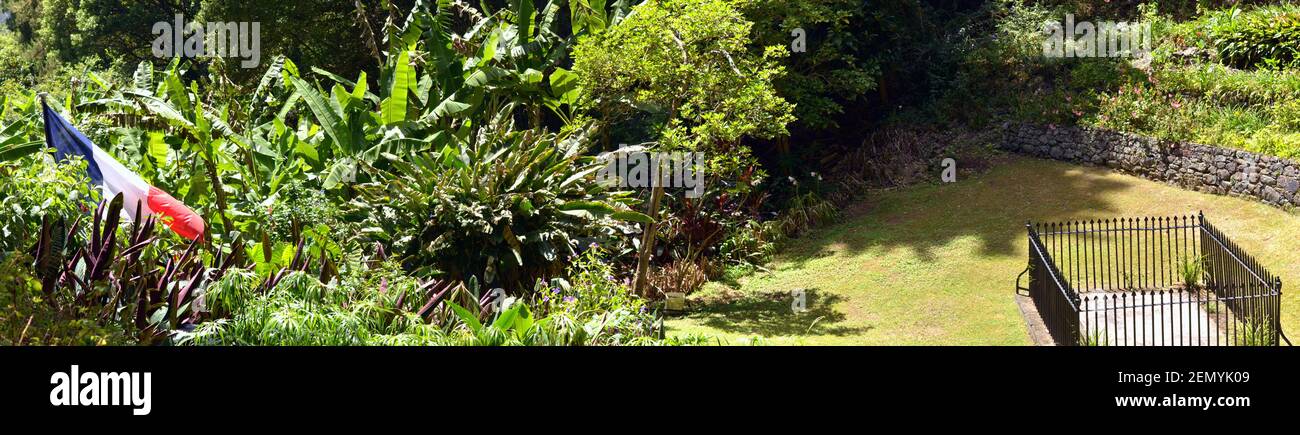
[0,141,43,162]
[288,76,348,151]
[382,50,416,125]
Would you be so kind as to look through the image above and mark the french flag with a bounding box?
[42,100,206,241]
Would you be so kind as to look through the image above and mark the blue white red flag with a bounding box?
[42,100,206,241]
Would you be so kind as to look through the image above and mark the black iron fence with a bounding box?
[1019,213,1286,346]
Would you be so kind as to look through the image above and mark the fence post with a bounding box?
[1276,277,1284,346]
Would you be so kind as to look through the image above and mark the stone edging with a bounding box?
[1014,294,1055,346]
[1001,122,1300,208]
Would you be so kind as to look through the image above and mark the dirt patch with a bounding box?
[840,199,876,220]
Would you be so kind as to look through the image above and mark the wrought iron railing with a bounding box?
[1021,213,1285,346]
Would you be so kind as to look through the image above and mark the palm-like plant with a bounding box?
[356,104,648,288]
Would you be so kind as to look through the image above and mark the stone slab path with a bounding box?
[1077,290,1224,346]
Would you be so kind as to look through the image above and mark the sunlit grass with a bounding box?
[667,157,1300,345]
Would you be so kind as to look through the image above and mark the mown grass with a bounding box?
[666,156,1300,345]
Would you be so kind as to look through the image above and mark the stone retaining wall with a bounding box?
[1001,123,1300,208]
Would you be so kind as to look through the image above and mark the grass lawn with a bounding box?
[666,156,1300,345]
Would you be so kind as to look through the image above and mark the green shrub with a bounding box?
[1178,255,1204,288]
[355,114,646,289]
[1206,5,1300,70]
[1079,330,1108,347]
[533,246,647,317]
[1234,319,1277,346]
[719,219,782,267]
[258,179,342,242]
[0,253,130,345]
[1267,98,1300,130]
[0,30,38,88]
[1240,127,1300,159]
[1155,64,1300,107]
[182,266,433,346]
[573,0,795,148]
[0,155,99,256]
[182,256,681,346]
[200,269,262,318]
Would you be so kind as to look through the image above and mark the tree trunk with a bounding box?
[633,184,665,297]
[201,151,233,237]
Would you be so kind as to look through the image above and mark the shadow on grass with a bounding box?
[776,156,1138,270]
[679,288,868,337]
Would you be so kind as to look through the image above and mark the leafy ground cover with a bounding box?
[668,156,1300,345]
[966,2,1300,159]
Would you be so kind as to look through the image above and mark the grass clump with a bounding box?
[1233,318,1278,346]
[1178,255,1205,289]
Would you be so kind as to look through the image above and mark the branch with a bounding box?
[710,47,743,76]
[669,29,689,63]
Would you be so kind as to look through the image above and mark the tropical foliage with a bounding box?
[20,0,1273,346]
[0,0,799,346]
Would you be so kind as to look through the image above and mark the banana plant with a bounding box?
[0,91,48,160]
[0,120,41,162]
[286,0,631,175]
[498,0,637,127]
[76,60,249,234]
[286,69,433,191]
[369,0,629,131]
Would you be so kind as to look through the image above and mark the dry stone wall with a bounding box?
[1001,123,1300,208]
